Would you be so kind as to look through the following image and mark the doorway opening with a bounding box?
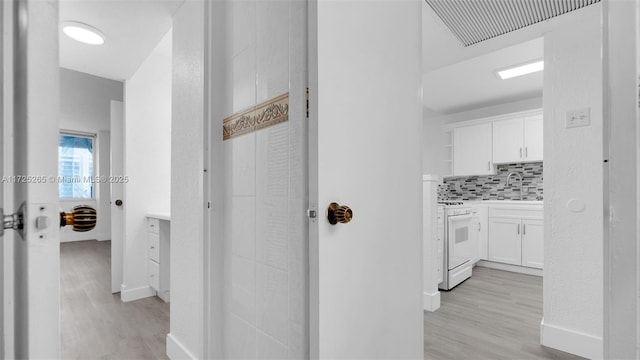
[422,2,604,359]
[57,1,179,358]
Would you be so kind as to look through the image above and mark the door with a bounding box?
[308,1,423,358]
[492,117,524,164]
[110,100,124,293]
[524,114,543,162]
[448,213,474,269]
[522,219,544,269]
[488,217,522,265]
[453,123,493,176]
[5,0,61,357]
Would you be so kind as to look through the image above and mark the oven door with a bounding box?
[448,213,473,270]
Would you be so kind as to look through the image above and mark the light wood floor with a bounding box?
[61,240,169,359]
[62,242,584,359]
[424,266,586,360]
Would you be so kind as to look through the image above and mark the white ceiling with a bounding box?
[422,2,601,115]
[423,38,543,114]
[59,0,184,81]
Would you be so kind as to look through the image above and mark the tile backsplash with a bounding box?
[438,162,543,201]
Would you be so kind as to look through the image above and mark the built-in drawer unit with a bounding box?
[148,260,160,291]
[148,218,159,234]
[147,214,170,302]
[148,232,160,262]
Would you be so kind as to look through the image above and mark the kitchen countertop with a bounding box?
[147,212,171,221]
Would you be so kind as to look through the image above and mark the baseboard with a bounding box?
[60,237,96,243]
[423,291,441,312]
[120,284,155,302]
[540,318,603,359]
[476,260,543,276]
[167,333,198,359]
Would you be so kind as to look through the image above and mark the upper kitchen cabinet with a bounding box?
[492,111,543,164]
[523,114,543,162]
[453,123,493,176]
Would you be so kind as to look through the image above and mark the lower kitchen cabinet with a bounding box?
[488,218,522,266]
[487,204,543,270]
[521,219,544,269]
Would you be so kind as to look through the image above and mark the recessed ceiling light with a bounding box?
[62,21,105,45]
[496,60,544,80]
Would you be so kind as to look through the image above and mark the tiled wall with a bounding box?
[219,1,307,358]
[438,162,543,201]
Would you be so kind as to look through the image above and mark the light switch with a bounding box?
[566,108,590,128]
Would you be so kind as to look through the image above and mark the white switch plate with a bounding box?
[566,108,590,128]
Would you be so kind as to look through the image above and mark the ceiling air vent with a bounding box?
[425,0,601,47]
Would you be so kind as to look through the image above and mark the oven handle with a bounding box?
[448,213,473,223]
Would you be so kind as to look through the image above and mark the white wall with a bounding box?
[167,1,205,358]
[422,107,446,176]
[206,0,309,358]
[439,96,542,125]
[541,4,603,359]
[59,68,123,242]
[122,29,172,301]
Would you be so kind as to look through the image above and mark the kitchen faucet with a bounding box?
[506,171,524,200]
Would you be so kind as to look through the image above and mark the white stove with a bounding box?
[438,201,474,290]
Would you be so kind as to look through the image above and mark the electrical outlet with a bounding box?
[566,108,590,128]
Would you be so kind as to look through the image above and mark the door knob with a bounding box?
[60,205,97,232]
[115,199,123,206]
[327,202,353,225]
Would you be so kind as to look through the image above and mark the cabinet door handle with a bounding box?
[517,224,520,235]
[520,148,523,158]
[487,161,491,170]
[525,147,528,158]
[523,223,526,235]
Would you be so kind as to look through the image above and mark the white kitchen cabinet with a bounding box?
[523,114,543,162]
[487,204,543,269]
[436,206,444,284]
[453,123,493,176]
[488,217,522,266]
[469,203,488,264]
[492,113,543,164]
[492,118,523,164]
[476,204,489,260]
[521,219,544,269]
[470,210,480,265]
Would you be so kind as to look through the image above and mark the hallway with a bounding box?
[60,240,169,359]
[424,267,585,360]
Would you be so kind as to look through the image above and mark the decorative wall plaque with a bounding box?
[223,93,289,140]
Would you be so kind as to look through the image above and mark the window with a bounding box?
[58,133,94,199]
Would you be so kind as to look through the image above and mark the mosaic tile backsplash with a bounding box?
[438,162,543,201]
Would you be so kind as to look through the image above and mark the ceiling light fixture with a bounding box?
[496,60,544,80]
[62,21,105,45]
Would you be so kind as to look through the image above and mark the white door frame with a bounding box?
[110,100,124,294]
[1,0,14,356]
[4,0,61,357]
[602,0,639,359]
